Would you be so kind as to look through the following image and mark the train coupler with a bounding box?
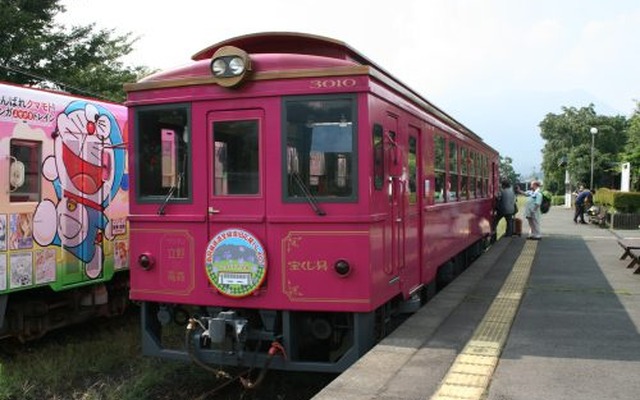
[207,311,248,344]
[187,311,249,352]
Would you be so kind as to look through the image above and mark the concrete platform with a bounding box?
[312,206,640,400]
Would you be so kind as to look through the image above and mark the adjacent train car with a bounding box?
[125,32,499,373]
[0,82,130,341]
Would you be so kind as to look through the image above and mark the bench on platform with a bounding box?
[617,239,640,274]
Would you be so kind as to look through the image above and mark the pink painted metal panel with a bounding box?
[275,224,373,310]
[129,221,200,300]
[129,90,379,312]
[130,222,375,312]
[422,200,493,274]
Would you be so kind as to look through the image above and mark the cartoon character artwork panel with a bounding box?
[35,248,56,284]
[9,252,32,289]
[9,213,33,250]
[0,254,6,291]
[0,214,7,251]
[33,100,128,280]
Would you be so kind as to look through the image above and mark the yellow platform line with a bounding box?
[429,241,537,400]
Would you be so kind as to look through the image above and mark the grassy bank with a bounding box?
[0,308,332,400]
[0,309,219,400]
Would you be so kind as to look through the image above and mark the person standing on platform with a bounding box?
[574,185,591,224]
[519,180,543,240]
[496,178,517,236]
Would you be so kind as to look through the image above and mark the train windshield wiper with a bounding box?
[157,173,183,215]
[291,172,326,216]
[157,185,177,215]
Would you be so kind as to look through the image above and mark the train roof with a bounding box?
[191,32,370,65]
[126,32,487,145]
[1,80,124,108]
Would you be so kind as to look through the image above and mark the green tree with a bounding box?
[622,101,640,190]
[0,0,151,102]
[499,155,520,185]
[539,104,627,192]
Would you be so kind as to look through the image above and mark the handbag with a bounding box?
[514,202,518,214]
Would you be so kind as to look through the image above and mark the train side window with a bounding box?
[135,105,191,201]
[479,154,484,197]
[460,147,468,200]
[283,95,356,200]
[408,136,417,204]
[477,153,483,197]
[9,139,41,202]
[448,141,458,202]
[478,154,483,197]
[483,155,489,197]
[434,135,445,203]
[469,150,476,199]
[373,124,384,190]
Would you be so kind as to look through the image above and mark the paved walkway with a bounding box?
[312,206,640,400]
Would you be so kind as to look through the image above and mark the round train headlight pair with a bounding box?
[210,46,251,88]
[211,56,245,77]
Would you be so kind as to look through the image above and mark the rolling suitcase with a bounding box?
[513,217,523,236]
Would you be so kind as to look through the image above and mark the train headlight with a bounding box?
[334,259,351,277]
[228,57,245,74]
[138,253,155,270]
[211,58,228,76]
[210,46,251,88]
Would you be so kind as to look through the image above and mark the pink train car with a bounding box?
[126,32,499,373]
[0,82,129,341]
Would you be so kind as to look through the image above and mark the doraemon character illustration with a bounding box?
[33,101,126,279]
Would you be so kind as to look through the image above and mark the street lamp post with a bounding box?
[559,156,571,208]
[590,127,598,189]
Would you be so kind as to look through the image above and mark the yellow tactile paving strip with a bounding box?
[430,241,538,400]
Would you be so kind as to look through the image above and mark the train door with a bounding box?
[386,114,403,282]
[206,109,266,293]
[400,127,421,294]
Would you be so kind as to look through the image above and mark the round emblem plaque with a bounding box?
[204,228,267,297]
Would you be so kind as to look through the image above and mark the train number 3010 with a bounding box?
[310,78,357,89]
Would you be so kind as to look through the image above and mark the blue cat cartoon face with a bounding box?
[33,100,126,278]
[46,101,125,207]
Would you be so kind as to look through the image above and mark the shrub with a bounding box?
[594,188,640,213]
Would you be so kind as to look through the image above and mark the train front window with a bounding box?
[283,96,356,201]
[135,105,191,201]
[212,120,259,195]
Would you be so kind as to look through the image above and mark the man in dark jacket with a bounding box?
[574,186,592,224]
[496,178,517,236]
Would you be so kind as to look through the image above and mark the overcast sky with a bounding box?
[58,0,640,175]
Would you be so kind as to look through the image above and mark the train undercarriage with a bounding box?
[0,272,129,343]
